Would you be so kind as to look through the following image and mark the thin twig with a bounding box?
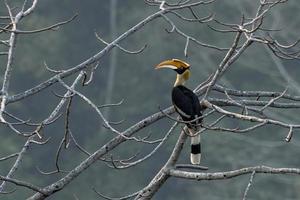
[92,187,140,200]
[242,171,256,200]
[0,14,78,34]
[0,153,19,162]
[0,175,45,194]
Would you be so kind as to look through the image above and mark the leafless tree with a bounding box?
[1,0,300,199]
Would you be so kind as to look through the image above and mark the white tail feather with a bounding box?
[190,134,201,165]
[190,153,201,165]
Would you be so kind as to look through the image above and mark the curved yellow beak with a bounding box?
[155,59,190,70]
[155,60,178,70]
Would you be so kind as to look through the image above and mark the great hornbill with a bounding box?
[155,59,203,165]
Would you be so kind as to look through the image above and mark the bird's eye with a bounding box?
[176,67,186,74]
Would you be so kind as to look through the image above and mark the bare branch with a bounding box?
[285,126,293,142]
[209,98,300,109]
[0,14,78,34]
[0,138,37,192]
[0,174,44,194]
[259,87,288,111]
[161,14,230,51]
[0,153,19,162]
[7,1,216,105]
[98,99,124,109]
[0,71,85,192]
[184,36,189,57]
[95,32,147,54]
[93,187,139,200]
[242,171,256,200]
[3,0,300,199]
[0,188,16,194]
[202,30,245,99]
[109,122,177,169]
[0,1,18,123]
[44,61,66,74]
[58,77,158,143]
[169,10,214,23]
[213,85,300,101]
[135,130,188,199]
[203,100,300,129]
[82,62,100,86]
[202,121,267,134]
[169,165,300,180]
[63,97,73,148]
[28,105,176,199]
[7,10,163,104]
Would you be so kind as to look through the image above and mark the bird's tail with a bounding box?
[190,133,201,165]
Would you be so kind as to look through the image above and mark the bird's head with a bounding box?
[155,59,191,86]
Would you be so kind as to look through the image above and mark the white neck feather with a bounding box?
[174,74,186,87]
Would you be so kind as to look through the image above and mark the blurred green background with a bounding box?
[1,0,300,199]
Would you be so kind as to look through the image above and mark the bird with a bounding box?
[155,58,203,165]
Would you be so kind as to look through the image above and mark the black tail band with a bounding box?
[191,143,201,154]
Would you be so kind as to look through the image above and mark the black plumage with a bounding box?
[155,58,203,164]
[172,85,202,129]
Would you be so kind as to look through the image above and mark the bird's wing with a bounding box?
[172,86,201,121]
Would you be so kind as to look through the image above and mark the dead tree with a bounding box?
[1,0,300,199]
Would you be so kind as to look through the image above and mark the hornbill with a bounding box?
[155,59,203,165]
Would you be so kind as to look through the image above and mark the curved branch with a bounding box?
[8,1,212,105]
[0,14,78,34]
[27,106,175,199]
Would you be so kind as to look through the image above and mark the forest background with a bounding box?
[1,0,300,199]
